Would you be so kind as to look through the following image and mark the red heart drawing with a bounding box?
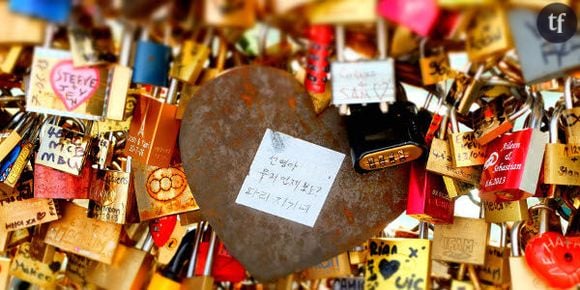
[525,232,580,289]
[50,60,100,111]
[149,215,177,248]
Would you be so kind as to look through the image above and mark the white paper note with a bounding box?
[236,129,345,227]
[331,60,396,105]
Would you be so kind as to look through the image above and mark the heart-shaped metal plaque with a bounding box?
[179,65,408,281]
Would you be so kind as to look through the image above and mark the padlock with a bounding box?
[307,0,377,24]
[331,20,395,110]
[419,39,452,86]
[193,230,246,283]
[474,93,532,145]
[44,202,122,264]
[131,29,172,87]
[432,217,490,265]
[9,0,71,23]
[302,252,351,280]
[483,199,529,223]
[147,227,197,290]
[8,242,59,288]
[509,221,551,290]
[0,1,44,44]
[85,229,155,290]
[133,161,199,221]
[524,204,580,289]
[450,263,482,290]
[446,64,485,115]
[465,6,512,62]
[170,29,212,85]
[35,124,91,170]
[104,24,135,121]
[181,225,217,290]
[479,223,511,285]
[333,277,364,290]
[448,107,487,167]
[203,0,256,28]
[68,23,115,68]
[543,98,580,186]
[426,105,481,185]
[443,177,473,199]
[406,159,454,224]
[0,114,40,197]
[88,156,135,224]
[125,81,181,168]
[0,46,24,74]
[377,0,440,37]
[364,222,431,290]
[0,112,37,162]
[304,24,333,114]
[345,83,426,172]
[0,180,59,233]
[479,93,549,202]
[0,254,9,290]
[508,8,580,83]
[156,217,189,265]
[563,77,580,156]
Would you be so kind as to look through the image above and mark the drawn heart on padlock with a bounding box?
[37,212,46,221]
[180,66,408,281]
[149,215,177,247]
[378,259,400,280]
[525,232,580,289]
[50,60,100,111]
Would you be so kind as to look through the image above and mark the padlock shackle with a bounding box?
[119,24,136,67]
[186,221,205,278]
[449,107,459,133]
[335,25,345,62]
[203,228,217,276]
[510,221,524,257]
[377,19,387,60]
[564,76,576,109]
[550,101,564,143]
[507,90,532,122]
[525,91,544,130]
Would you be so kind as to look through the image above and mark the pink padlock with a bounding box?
[377,0,440,37]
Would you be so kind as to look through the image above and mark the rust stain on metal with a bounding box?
[179,66,408,282]
[342,206,355,224]
[287,96,297,110]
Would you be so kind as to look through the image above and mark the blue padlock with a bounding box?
[132,41,172,87]
[10,0,72,23]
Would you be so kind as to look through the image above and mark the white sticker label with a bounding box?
[331,59,396,105]
[235,129,345,227]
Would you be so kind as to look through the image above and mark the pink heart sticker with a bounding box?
[50,60,101,111]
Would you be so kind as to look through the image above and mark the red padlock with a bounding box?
[479,94,548,202]
[34,162,92,199]
[150,215,177,248]
[525,231,580,289]
[377,0,440,37]
[195,239,246,283]
[406,159,454,224]
[304,25,333,95]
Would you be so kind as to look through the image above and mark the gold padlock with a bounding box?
[302,252,351,280]
[465,6,512,62]
[365,222,431,290]
[479,224,511,286]
[432,217,489,265]
[419,38,451,86]
[483,199,528,223]
[426,106,481,185]
[563,77,580,157]
[448,107,487,167]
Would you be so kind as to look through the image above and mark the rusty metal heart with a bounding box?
[179,66,408,281]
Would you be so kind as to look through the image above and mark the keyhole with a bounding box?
[167,239,177,249]
[564,252,573,262]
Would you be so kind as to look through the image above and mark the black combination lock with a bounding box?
[345,85,426,173]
